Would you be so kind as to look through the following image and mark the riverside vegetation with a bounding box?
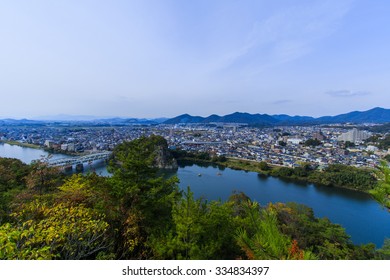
[1,135,390,260]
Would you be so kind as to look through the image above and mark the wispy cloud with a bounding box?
[213,0,354,74]
[272,99,293,105]
[325,90,372,98]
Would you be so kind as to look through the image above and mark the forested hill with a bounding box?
[164,107,390,125]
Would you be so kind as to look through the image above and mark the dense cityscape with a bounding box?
[1,122,389,169]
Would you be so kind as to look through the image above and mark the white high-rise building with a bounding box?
[338,128,370,143]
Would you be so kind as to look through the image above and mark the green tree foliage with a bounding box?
[0,201,109,260]
[25,158,63,194]
[150,187,239,259]
[318,164,376,191]
[271,202,376,259]
[270,164,376,191]
[278,141,287,147]
[272,167,294,177]
[377,135,390,150]
[211,155,227,163]
[344,141,355,148]
[108,135,178,204]
[304,138,321,147]
[377,239,390,259]
[107,135,180,258]
[56,174,117,220]
[218,155,228,162]
[235,200,319,260]
[292,167,309,177]
[258,161,270,171]
[171,149,212,162]
[368,123,390,133]
[235,201,291,259]
[0,158,30,190]
[0,173,115,260]
[370,161,390,208]
[0,171,115,260]
[0,158,31,224]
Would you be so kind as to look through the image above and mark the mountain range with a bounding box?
[163,107,390,125]
[1,107,389,126]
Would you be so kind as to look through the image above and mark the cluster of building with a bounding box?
[337,128,371,143]
[167,124,389,168]
[1,123,389,168]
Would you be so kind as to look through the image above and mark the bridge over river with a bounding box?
[48,151,112,170]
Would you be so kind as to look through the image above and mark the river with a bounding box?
[1,143,389,247]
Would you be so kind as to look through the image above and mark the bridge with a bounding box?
[48,151,112,167]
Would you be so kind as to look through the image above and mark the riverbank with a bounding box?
[0,140,41,149]
[0,140,87,156]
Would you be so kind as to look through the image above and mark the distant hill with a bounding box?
[219,112,278,125]
[316,107,390,124]
[272,114,315,124]
[203,114,222,123]
[164,107,390,125]
[163,114,206,124]
[164,112,280,125]
[0,119,44,126]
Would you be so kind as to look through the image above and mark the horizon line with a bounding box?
[0,107,387,121]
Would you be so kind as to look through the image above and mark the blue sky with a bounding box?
[1,0,389,119]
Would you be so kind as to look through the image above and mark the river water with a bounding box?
[1,143,389,247]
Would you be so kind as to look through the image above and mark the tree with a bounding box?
[25,157,62,194]
[150,187,239,259]
[258,161,270,171]
[370,161,390,208]
[0,200,109,260]
[108,136,179,205]
[304,139,321,147]
[0,171,118,260]
[271,202,375,259]
[378,239,390,259]
[272,167,294,178]
[168,187,207,259]
[278,141,287,147]
[319,164,376,191]
[218,155,227,162]
[344,141,355,148]
[235,201,294,260]
[107,136,180,258]
[0,158,31,224]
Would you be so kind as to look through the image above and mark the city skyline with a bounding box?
[1,0,390,119]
